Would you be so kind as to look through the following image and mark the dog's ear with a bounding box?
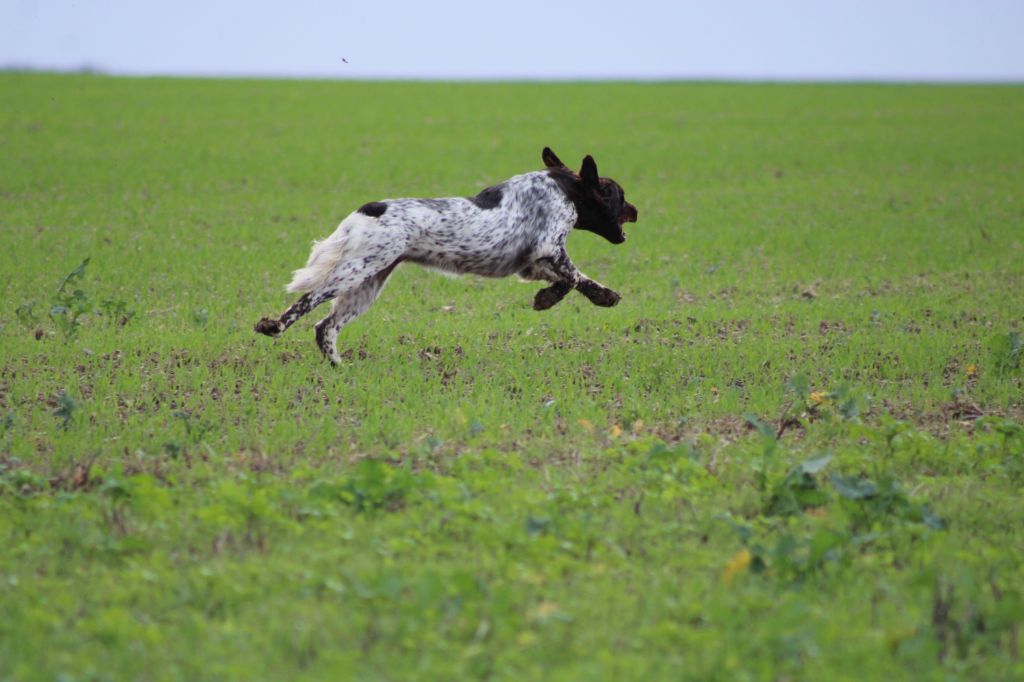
[580,155,600,187]
[542,147,565,169]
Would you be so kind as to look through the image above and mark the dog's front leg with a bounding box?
[531,250,621,309]
[533,281,573,311]
[528,251,621,310]
[524,252,578,311]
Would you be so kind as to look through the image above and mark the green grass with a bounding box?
[1,73,1023,680]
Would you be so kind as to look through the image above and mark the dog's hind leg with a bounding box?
[255,291,322,337]
[315,259,403,365]
[255,282,350,337]
[256,235,406,339]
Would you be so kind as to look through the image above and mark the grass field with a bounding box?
[1,73,1023,680]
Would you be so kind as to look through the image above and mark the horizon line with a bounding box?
[2,65,1023,86]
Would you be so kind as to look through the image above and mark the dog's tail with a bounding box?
[285,224,352,293]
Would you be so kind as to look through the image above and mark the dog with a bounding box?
[255,147,638,364]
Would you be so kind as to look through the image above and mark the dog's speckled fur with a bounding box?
[255,148,638,364]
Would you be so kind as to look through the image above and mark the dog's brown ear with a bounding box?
[542,147,565,168]
[580,155,599,187]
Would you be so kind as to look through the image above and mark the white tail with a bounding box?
[286,226,351,293]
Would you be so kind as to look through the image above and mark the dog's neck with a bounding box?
[545,168,590,229]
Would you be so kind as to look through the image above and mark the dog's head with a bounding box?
[543,147,638,245]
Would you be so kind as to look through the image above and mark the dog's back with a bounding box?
[288,171,574,291]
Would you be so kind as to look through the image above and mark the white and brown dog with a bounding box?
[255,147,638,364]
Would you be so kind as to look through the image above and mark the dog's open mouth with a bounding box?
[618,203,638,226]
[616,206,638,241]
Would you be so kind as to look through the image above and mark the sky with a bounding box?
[2,0,1023,81]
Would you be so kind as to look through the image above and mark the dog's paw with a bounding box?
[254,317,284,337]
[533,289,561,311]
[592,288,621,307]
[533,283,572,311]
[578,281,621,307]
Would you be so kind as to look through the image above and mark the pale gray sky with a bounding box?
[2,0,1022,80]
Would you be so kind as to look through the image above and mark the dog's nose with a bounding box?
[625,203,638,222]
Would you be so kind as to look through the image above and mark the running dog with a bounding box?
[255,147,638,364]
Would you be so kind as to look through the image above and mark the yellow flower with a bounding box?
[722,548,752,583]
[809,390,828,405]
[609,424,623,438]
[965,364,978,377]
